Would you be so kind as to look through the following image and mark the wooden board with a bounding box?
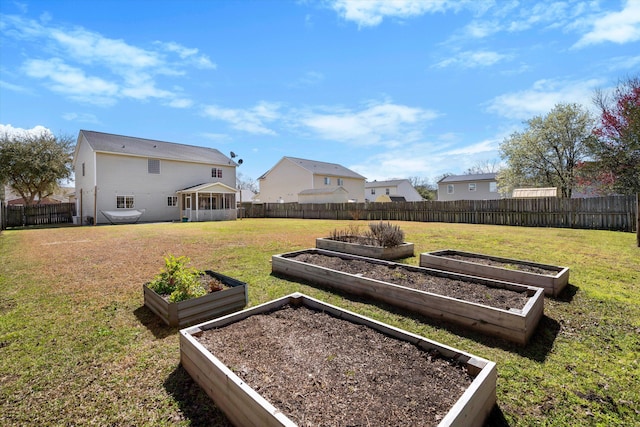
[272,249,545,345]
[420,249,569,297]
[315,237,415,260]
[143,271,247,327]
[180,293,497,427]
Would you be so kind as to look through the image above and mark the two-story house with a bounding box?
[73,130,239,224]
[437,173,500,201]
[365,179,423,202]
[256,157,366,203]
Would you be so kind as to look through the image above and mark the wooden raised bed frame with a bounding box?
[143,270,247,328]
[315,237,415,260]
[420,249,569,297]
[272,249,544,345]
[180,293,497,427]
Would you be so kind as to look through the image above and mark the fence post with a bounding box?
[637,193,639,247]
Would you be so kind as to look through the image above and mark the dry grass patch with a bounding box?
[1,219,639,426]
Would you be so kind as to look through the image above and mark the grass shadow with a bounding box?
[554,283,579,303]
[133,305,176,339]
[272,272,560,361]
[484,404,511,426]
[164,364,233,426]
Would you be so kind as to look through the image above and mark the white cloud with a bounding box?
[23,58,119,106]
[330,0,464,28]
[434,50,509,68]
[574,0,640,47]
[351,132,503,182]
[0,124,52,138]
[50,28,160,69]
[202,101,281,135]
[0,79,29,93]
[443,138,499,155]
[288,71,325,88]
[2,14,216,106]
[62,112,100,124]
[155,41,217,69]
[486,78,603,120]
[166,98,194,109]
[299,101,439,146]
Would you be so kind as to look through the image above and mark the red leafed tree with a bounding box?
[586,76,640,195]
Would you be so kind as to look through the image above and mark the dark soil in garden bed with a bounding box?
[292,252,530,310]
[196,305,474,426]
[442,254,558,275]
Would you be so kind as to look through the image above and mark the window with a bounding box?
[490,182,498,192]
[469,183,477,192]
[116,195,134,209]
[82,162,85,177]
[337,178,344,186]
[385,188,390,195]
[148,158,160,174]
[371,188,376,195]
[212,168,222,178]
[167,196,177,207]
[324,177,331,185]
[447,184,454,194]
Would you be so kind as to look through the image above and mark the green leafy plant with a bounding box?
[147,254,206,302]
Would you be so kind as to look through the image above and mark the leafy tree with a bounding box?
[407,176,436,200]
[585,76,640,195]
[498,103,595,198]
[0,130,74,206]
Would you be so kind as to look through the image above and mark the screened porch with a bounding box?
[177,182,238,222]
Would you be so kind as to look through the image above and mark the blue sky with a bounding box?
[1,0,639,184]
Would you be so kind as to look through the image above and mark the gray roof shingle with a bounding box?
[439,173,497,183]
[79,130,233,165]
[259,156,365,180]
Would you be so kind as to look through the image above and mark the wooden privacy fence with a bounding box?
[240,195,638,232]
[2,203,76,228]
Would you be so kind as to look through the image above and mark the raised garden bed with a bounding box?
[272,249,544,345]
[180,292,497,427]
[316,237,415,260]
[420,249,569,297]
[143,270,247,327]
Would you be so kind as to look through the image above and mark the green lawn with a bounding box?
[1,219,638,426]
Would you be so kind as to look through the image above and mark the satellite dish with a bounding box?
[238,159,243,165]
[230,151,237,158]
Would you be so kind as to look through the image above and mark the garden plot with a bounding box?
[180,293,497,427]
[272,249,544,345]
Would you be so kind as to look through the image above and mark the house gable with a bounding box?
[73,130,237,224]
[258,156,366,203]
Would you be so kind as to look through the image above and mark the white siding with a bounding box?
[74,134,97,223]
[257,160,312,203]
[94,153,235,223]
[437,180,499,201]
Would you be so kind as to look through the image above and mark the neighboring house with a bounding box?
[2,185,74,205]
[437,173,500,201]
[512,187,558,198]
[256,157,366,203]
[73,130,239,224]
[365,179,423,202]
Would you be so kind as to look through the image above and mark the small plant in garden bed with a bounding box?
[146,254,226,302]
[328,221,405,247]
